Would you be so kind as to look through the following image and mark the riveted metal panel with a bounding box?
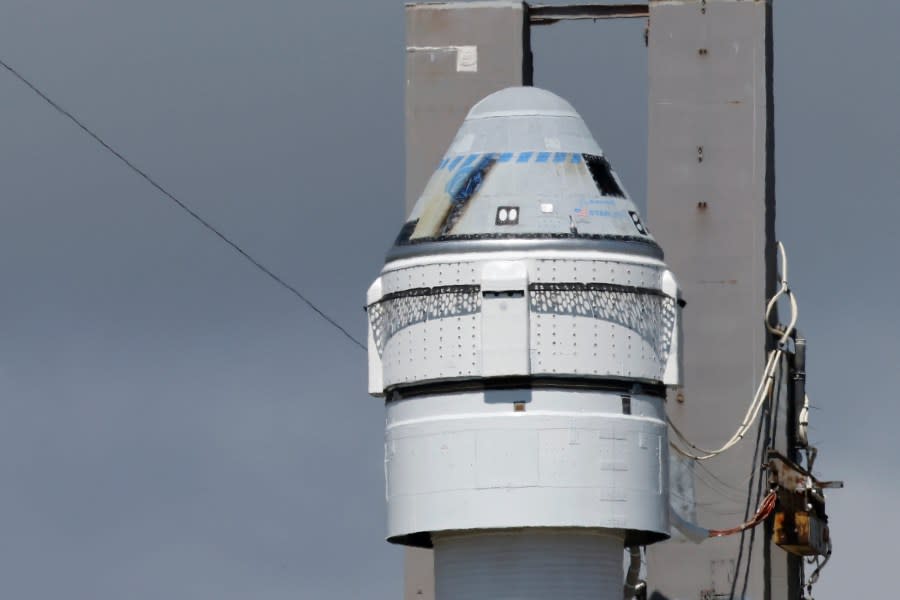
[385,388,669,541]
[370,252,676,388]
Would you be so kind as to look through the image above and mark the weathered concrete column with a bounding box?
[644,1,794,598]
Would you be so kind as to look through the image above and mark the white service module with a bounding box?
[366,87,683,598]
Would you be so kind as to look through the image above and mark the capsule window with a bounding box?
[393,220,417,245]
[584,154,625,198]
[628,211,649,235]
[495,206,520,225]
[440,155,498,236]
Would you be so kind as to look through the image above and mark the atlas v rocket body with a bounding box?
[366,87,683,598]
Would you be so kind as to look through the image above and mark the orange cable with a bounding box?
[708,490,777,538]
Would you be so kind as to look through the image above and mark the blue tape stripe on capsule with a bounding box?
[553,152,568,163]
[516,151,533,163]
[498,152,514,163]
[571,154,583,164]
[447,156,464,171]
[535,152,551,163]
[461,153,480,168]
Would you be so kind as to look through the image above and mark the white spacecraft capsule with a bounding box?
[367,87,683,599]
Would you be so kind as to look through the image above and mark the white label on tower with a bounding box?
[456,46,478,72]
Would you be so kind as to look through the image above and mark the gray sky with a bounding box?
[0,1,896,598]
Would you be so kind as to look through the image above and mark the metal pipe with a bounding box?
[624,546,643,599]
[792,335,807,451]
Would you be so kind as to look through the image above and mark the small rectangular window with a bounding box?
[584,154,625,198]
[495,206,520,225]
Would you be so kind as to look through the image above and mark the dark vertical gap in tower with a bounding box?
[522,4,534,85]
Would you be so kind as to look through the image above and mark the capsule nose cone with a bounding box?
[466,86,581,120]
[390,86,659,260]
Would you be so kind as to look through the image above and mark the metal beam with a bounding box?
[529,3,648,25]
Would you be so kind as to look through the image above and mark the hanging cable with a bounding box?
[667,378,777,561]
[707,490,777,538]
[691,467,753,505]
[671,374,777,549]
[696,461,755,496]
[728,363,772,600]
[803,541,831,599]
[737,362,781,600]
[0,57,367,352]
[669,347,780,460]
[669,490,776,542]
[669,242,797,460]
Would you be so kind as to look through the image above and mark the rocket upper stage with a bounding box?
[390,86,660,260]
[366,87,684,564]
[369,88,681,393]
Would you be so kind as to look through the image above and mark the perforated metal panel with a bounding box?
[529,283,675,378]
[369,253,678,389]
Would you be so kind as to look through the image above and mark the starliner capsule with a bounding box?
[366,87,683,599]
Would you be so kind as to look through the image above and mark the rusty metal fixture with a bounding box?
[773,510,830,557]
[767,450,842,557]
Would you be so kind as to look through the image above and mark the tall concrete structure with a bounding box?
[644,2,795,599]
[401,1,797,598]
